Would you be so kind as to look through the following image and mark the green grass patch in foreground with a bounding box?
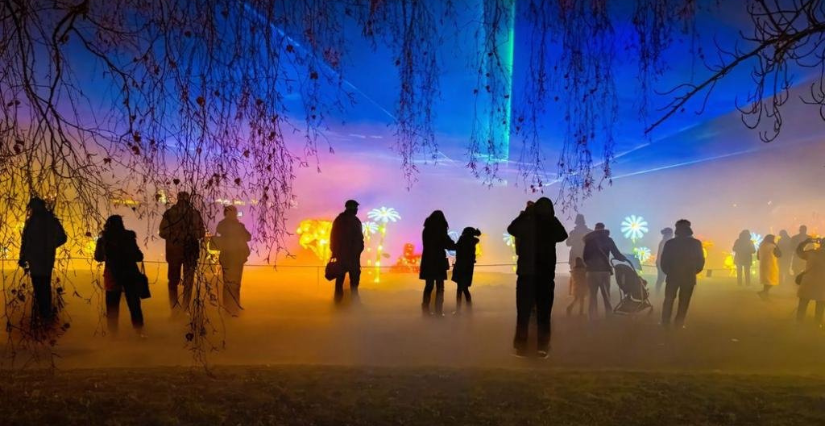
[1,366,824,425]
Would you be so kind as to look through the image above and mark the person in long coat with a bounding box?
[790,225,811,277]
[757,234,781,299]
[660,219,705,328]
[507,198,567,357]
[19,197,67,322]
[732,230,755,287]
[94,215,145,336]
[420,211,456,316]
[796,238,825,326]
[655,227,674,293]
[451,227,481,314]
[330,200,364,304]
[566,214,591,270]
[777,230,794,286]
[214,205,252,316]
[159,191,205,313]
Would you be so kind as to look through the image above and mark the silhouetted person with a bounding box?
[215,205,251,316]
[795,237,825,327]
[566,214,591,270]
[94,215,145,336]
[757,234,781,300]
[159,191,205,314]
[777,230,793,286]
[508,198,568,358]
[451,227,480,314]
[582,223,628,320]
[660,219,705,329]
[655,227,674,293]
[732,230,755,287]
[18,197,67,322]
[790,225,810,277]
[330,200,364,304]
[566,257,588,316]
[420,211,456,316]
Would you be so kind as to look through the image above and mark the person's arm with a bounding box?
[694,240,706,274]
[355,219,365,255]
[241,224,252,242]
[553,218,568,243]
[159,211,170,240]
[93,237,105,262]
[18,222,29,268]
[660,242,672,275]
[54,218,67,247]
[796,240,811,260]
[506,212,528,238]
[329,218,340,258]
[609,240,629,262]
[774,246,782,258]
[444,232,457,251]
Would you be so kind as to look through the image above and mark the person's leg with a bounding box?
[31,274,53,320]
[815,302,825,326]
[736,265,743,286]
[536,274,554,352]
[797,298,810,323]
[745,266,751,287]
[350,268,361,300]
[514,275,534,352]
[656,267,666,293]
[221,263,241,315]
[587,273,599,319]
[435,280,445,315]
[662,280,678,326]
[123,285,144,331]
[422,279,434,313]
[181,255,197,310]
[167,257,183,311]
[334,273,346,304]
[674,282,695,327]
[463,286,472,308]
[105,289,121,335]
[599,273,612,314]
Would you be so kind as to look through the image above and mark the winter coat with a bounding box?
[656,236,672,269]
[797,245,825,301]
[660,236,705,285]
[582,230,627,273]
[159,202,205,261]
[733,237,756,266]
[507,210,568,276]
[215,218,252,267]
[330,211,364,270]
[790,233,811,275]
[566,224,592,267]
[20,212,67,276]
[758,242,781,286]
[419,226,456,280]
[451,235,478,286]
[94,231,143,291]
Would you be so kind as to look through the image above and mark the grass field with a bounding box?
[1,366,824,425]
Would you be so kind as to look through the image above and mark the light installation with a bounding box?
[503,232,516,272]
[392,243,421,273]
[750,232,764,249]
[295,219,333,263]
[633,246,652,264]
[621,215,649,242]
[366,207,401,283]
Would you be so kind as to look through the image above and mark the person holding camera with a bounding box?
[795,237,825,327]
[451,227,481,314]
[508,198,568,358]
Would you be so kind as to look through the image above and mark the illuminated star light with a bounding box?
[621,215,649,241]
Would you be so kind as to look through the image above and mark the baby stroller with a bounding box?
[612,259,653,315]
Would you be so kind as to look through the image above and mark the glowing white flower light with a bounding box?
[621,215,649,241]
[751,232,764,248]
[367,207,401,223]
[503,233,515,247]
[633,246,652,264]
[362,221,378,235]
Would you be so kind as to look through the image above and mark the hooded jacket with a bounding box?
[660,225,705,285]
[582,230,627,273]
[507,200,568,276]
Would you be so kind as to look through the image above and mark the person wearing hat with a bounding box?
[19,197,67,322]
[330,200,364,304]
[660,219,705,329]
[159,191,205,314]
[214,205,252,316]
[655,227,674,293]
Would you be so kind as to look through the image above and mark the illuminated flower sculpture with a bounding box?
[633,246,652,264]
[750,232,764,249]
[365,207,401,283]
[621,215,649,242]
[296,219,334,263]
[504,233,517,272]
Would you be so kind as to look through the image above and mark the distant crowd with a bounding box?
[16,193,825,358]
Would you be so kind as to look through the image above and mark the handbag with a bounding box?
[136,262,151,299]
[325,258,342,281]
